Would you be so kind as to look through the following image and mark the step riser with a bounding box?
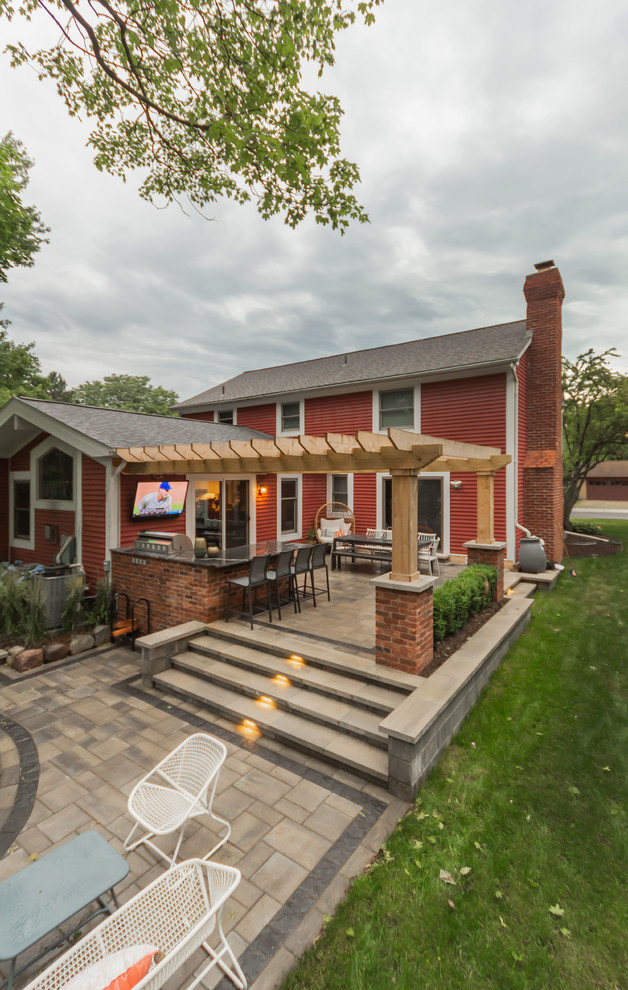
[183,646,395,716]
[170,657,387,748]
[200,626,413,694]
[152,676,387,786]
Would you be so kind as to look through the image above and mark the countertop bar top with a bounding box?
[112,540,303,569]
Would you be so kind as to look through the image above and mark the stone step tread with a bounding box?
[187,638,404,711]
[153,668,388,783]
[511,581,537,598]
[172,652,386,744]
[197,624,421,691]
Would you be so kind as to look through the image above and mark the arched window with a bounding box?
[38,448,74,501]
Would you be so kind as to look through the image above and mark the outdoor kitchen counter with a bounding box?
[110,541,302,633]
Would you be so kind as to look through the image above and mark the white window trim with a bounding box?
[372,384,421,434]
[33,436,79,512]
[216,408,237,425]
[276,398,304,437]
[185,474,256,547]
[377,470,450,556]
[326,472,354,509]
[9,471,34,551]
[277,473,302,539]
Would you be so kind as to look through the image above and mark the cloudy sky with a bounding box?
[2,0,627,403]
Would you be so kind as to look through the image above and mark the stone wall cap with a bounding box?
[463,541,507,551]
[371,573,438,593]
[136,620,207,649]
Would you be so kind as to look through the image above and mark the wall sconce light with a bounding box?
[257,484,268,496]
[450,480,462,490]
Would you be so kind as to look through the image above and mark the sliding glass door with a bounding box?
[194,479,250,549]
[382,476,443,543]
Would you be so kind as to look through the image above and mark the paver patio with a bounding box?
[0,629,407,990]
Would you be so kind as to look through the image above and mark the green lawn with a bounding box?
[281,520,628,990]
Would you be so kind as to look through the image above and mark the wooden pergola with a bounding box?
[115,428,511,583]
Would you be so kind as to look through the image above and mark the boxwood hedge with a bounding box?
[432,563,497,642]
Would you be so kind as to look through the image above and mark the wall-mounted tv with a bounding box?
[131,480,189,520]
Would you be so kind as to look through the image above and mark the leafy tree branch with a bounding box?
[4,0,381,230]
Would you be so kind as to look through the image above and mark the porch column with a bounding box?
[476,470,496,544]
[390,468,420,583]
[372,574,438,674]
[463,541,506,601]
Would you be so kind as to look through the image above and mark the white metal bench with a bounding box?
[24,860,247,990]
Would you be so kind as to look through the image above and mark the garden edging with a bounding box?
[382,595,534,800]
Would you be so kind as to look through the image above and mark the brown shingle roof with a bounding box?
[174,320,530,409]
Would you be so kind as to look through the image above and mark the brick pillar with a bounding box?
[522,261,565,562]
[463,541,506,601]
[372,574,437,675]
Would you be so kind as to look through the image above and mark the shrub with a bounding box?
[23,580,48,647]
[0,570,29,639]
[568,520,603,536]
[432,564,497,642]
[60,575,89,633]
[89,580,115,627]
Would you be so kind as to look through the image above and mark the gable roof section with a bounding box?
[0,397,272,459]
[175,320,530,410]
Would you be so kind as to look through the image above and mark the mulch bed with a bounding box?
[420,599,507,678]
[564,531,623,559]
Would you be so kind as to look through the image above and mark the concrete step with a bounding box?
[197,622,421,692]
[171,650,387,746]
[153,668,389,785]
[510,581,537,598]
[186,637,404,714]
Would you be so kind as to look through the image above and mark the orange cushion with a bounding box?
[63,946,162,990]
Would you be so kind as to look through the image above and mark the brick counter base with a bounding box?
[463,541,506,601]
[373,576,436,675]
[111,551,249,633]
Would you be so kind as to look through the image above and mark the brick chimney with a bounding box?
[522,260,565,562]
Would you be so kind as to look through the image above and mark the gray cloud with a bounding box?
[2,0,627,402]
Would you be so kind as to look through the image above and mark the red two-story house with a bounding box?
[0,261,565,590]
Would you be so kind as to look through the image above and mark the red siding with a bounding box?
[302,475,327,538]
[12,508,75,567]
[254,474,278,542]
[119,473,187,548]
[0,459,8,560]
[180,411,214,421]
[237,404,276,434]
[82,456,107,590]
[421,374,507,554]
[354,474,377,532]
[305,391,372,435]
[9,432,48,472]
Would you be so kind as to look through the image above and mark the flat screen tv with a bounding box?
[131,480,189,520]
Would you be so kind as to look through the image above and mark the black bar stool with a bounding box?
[225,554,274,629]
[290,545,314,613]
[307,542,331,607]
[266,548,298,620]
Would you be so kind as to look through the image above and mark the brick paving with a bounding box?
[0,639,408,990]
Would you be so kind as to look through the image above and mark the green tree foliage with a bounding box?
[0,327,69,406]
[0,132,49,282]
[70,373,179,415]
[562,348,628,526]
[4,0,380,232]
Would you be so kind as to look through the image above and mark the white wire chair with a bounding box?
[24,859,247,990]
[123,733,230,868]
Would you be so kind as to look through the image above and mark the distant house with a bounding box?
[0,261,566,589]
[583,461,628,501]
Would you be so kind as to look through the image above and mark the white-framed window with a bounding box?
[217,409,235,425]
[327,473,354,509]
[33,437,78,511]
[379,388,414,429]
[276,399,303,435]
[278,475,301,538]
[10,472,33,549]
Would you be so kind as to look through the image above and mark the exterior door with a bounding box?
[382,476,443,543]
[224,480,249,548]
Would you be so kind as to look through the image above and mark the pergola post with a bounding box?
[390,468,420,583]
[476,470,495,544]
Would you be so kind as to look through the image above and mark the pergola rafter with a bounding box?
[114,429,511,582]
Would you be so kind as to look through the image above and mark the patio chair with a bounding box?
[123,733,231,868]
[225,553,274,629]
[23,859,247,990]
[418,534,440,576]
[306,541,331,606]
[266,548,298,620]
[290,544,314,612]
